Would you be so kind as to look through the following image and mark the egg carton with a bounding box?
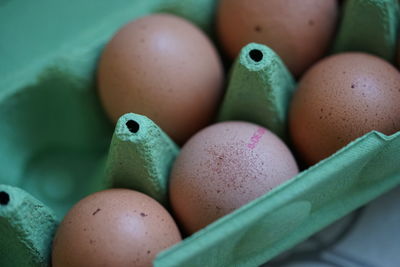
[0,0,399,266]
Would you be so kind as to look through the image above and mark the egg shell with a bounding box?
[289,52,400,165]
[216,0,338,77]
[51,189,181,267]
[169,121,299,234]
[98,13,224,145]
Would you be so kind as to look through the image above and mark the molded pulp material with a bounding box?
[332,0,400,62]
[155,131,400,267]
[0,0,399,266]
[0,0,215,265]
[0,184,58,267]
[0,0,215,217]
[103,113,179,206]
[218,43,296,141]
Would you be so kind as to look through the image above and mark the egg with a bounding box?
[51,189,181,267]
[98,14,224,145]
[289,52,400,166]
[216,0,338,77]
[169,121,299,234]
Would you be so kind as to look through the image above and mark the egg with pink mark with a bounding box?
[169,121,299,234]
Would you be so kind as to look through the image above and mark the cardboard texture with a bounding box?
[103,113,179,206]
[218,43,296,141]
[332,0,400,62]
[155,131,400,267]
[0,68,113,218]
[0,0,399,266]
[0,185,58,267]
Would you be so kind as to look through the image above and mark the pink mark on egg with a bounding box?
[247,128,267,149]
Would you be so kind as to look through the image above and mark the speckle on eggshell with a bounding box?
[216,0,338,76]
[169,121,299,234]
[289,52,400,165]
[98,13,224,145]
[52,189,181,267]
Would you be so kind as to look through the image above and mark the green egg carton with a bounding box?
[0,0,399,266]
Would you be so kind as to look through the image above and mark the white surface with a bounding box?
[267,186,400,267]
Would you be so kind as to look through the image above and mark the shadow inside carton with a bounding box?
[0,67,113,218]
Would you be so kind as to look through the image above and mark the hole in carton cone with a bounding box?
[0,191,10,205]
[126,120,140,133]
[249,49,263,62]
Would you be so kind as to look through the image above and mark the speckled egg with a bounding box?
[217,0,338,77]
[52,189,181,267]
[98,13,224,145]
[289,52,400,165]
[169,121,299,234]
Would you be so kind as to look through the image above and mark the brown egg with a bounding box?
[217,0,338,77]
[52,189,181,267]
[169,121,299,234]
[289,52,400,166]
[98,14,224,145]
